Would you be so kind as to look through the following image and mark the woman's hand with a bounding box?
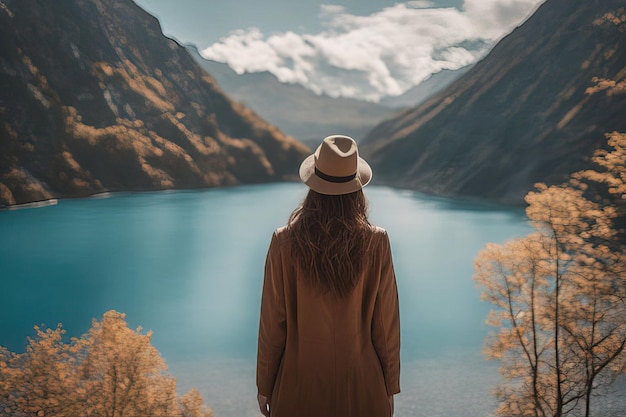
[389,395,395,416]
[257,393,270,417]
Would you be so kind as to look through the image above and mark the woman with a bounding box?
[256,135,400,417]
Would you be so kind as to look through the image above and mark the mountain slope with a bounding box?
[379,66,471,109]
[361,0,626,204]
[0,0,308,206]
[188,46,400,148]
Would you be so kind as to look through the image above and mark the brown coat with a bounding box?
[257,226,401,417]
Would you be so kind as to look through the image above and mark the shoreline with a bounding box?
[3,198,58,211]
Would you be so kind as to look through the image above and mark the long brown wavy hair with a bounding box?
[287,189,372,297]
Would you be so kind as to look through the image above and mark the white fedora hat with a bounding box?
[299,135,372,195]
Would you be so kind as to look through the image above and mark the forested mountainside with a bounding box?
[362,0,626,204]
[187,46,398,148]
[0,0,308,206]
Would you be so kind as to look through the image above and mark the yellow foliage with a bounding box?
[586,77,626,96]
[0,311,213,417]
[161,112,220,156]
[474,132,626,417]
[92,61,174,112]
[0,183,16,206]
[593,9,626,27]
[62,106,216,187]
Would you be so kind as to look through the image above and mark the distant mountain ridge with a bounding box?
[0,0,308,206]
[362,0,626,204]
[188,46,469,148]
[187,46,402,148]
[380,66,472,108]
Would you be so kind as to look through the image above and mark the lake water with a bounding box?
[2,183,622,416]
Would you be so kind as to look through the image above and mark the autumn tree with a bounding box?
[576,131,626,200]
[583,50,626,239]
[0,325,84,417]
[474,134,626,417]
[179,388,213,417]
[76,310,182,417]
[575,131,626,242]
[0,311,213,417]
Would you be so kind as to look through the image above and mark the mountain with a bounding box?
[380,66,471,109]
[0,0,309,206]
[361,0,626,205]
[187,46,400,148]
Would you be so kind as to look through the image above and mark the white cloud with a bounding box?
[201,0,545,102]
[406,1,436,9]
[319,4,346,15]
[463,0,544,38]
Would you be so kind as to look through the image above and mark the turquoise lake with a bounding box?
[4,182,621,416]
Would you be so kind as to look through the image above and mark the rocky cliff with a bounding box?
[361,0,626,204]
[0,0,309,206]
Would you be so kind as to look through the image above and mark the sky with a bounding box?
[135,0,545,102]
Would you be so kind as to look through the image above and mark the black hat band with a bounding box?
[315,167,356,183]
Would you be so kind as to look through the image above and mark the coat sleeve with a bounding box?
[256,231,287,397]
[371,231,401,396]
